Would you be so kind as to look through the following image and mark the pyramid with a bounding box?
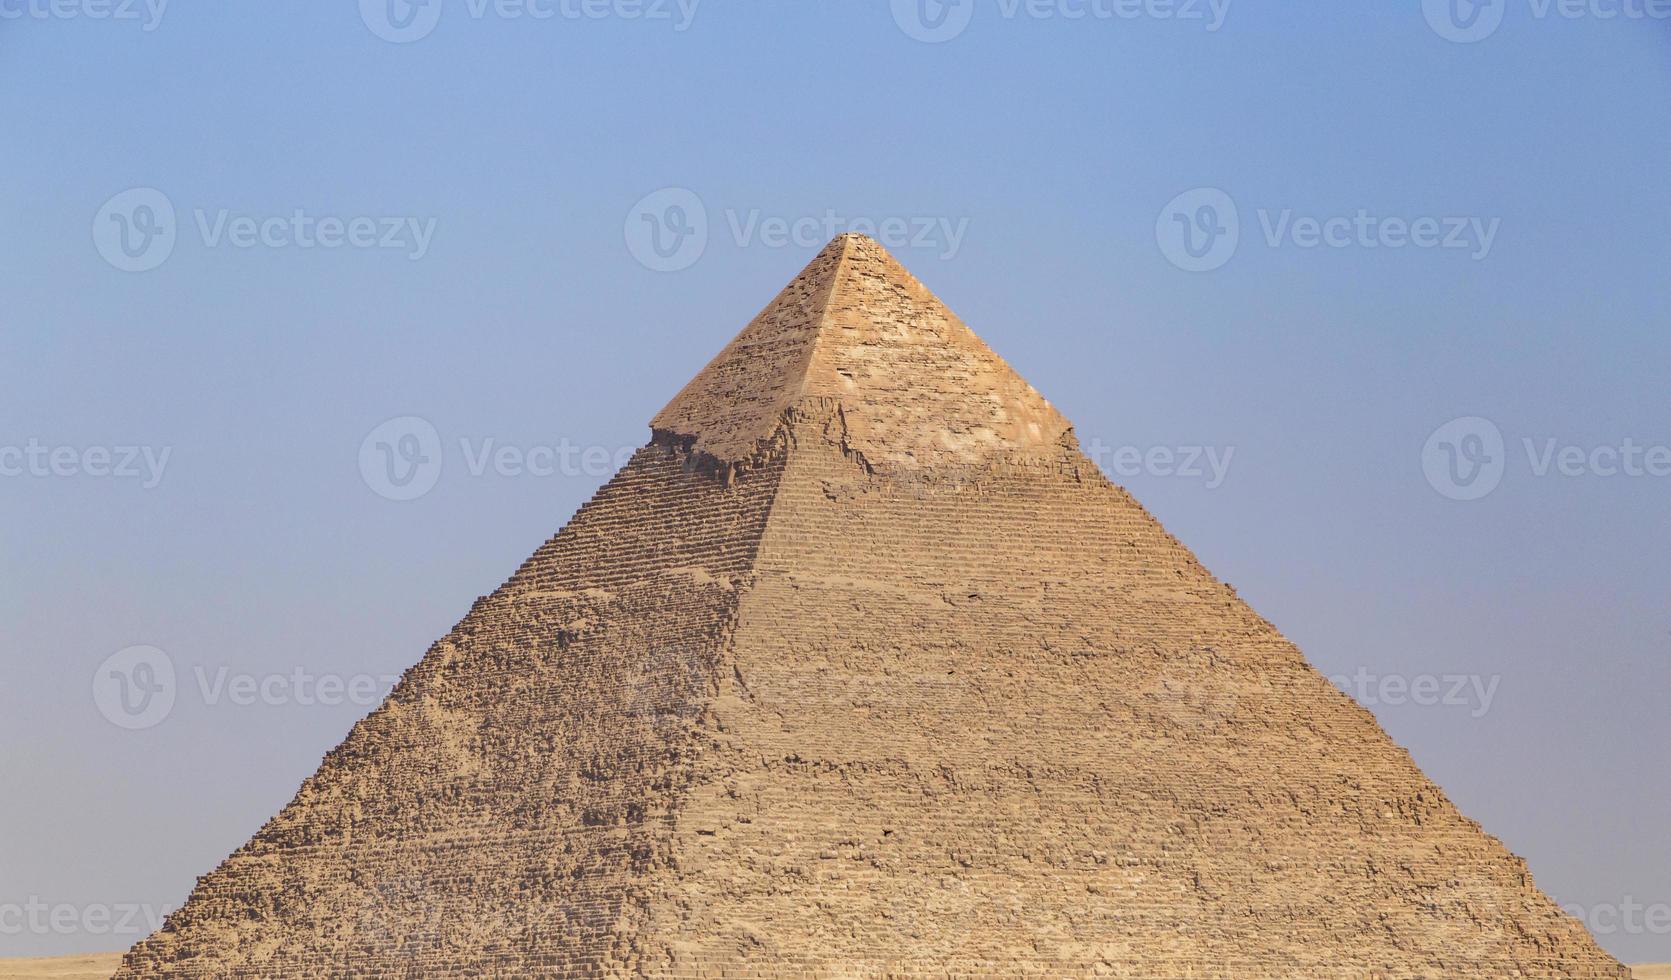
[119,235,1625,978]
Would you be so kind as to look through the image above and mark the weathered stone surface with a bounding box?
[117,236,1626,978]
[653,235,1070,471]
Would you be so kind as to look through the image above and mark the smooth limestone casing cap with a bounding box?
[651,234,1073,470]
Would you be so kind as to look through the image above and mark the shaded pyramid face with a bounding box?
[119,236,1624,978]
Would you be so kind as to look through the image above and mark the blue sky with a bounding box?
[2,0,1669,963]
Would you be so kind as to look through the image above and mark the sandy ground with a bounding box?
[0,955,123,979]
[0,953,1665,978]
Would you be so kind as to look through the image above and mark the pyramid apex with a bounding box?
[809,231,892,266]
[829,230,883,248]
[651,235,1071,469]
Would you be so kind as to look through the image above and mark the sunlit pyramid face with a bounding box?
[116,237,1627,980]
